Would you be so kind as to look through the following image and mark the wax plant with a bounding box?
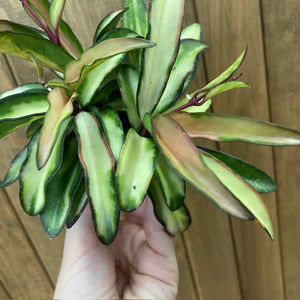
[0,0,299,244]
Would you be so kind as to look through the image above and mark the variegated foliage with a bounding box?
[0,0,299,244]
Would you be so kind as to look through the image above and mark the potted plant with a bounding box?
[0,0,299,245]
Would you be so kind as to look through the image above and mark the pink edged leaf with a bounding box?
[152,114,254,220]
[37,87,73,169]
[170,112,300,145]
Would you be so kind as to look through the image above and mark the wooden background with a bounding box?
[0,0,299,299]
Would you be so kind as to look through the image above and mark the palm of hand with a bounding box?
[54,197,178,299]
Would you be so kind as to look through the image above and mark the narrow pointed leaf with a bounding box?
[148,176,191,236]
[77,54,124,106]
[204,48,247,90]
[75,112,119,244]
[198,146,277,193]
[117,64,141,130]
[91,107,124,163]
[93,8,128,43]
[137,0,185,119]
[41,136,83,238]
[0,20,43,38]
[37,87,73,169]
[50,0,66,30]
[171,112,300,145]
[116,129,157,212]
[65,37,155,83]
[25,0,83,58]
[20,116,73,215]
[99,28,139,42]
[0,83,47,100]
[26,119,44,138]
[205,81,249,100]
[155,154,186,211]
[181,23,202,41]
[199,150,274,239]
[28,53,44,81]
[153,114,254,220]
[66,177,88,228]
[0,92,49,138]
[0,32,73,71]
[123,0,148,37]
[0,147,27,188]
[154,40,208,114]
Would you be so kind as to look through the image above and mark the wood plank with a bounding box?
[0,189,53,299]
[193,0,284,299]
[0,280,11,300]
[261,1,300,299]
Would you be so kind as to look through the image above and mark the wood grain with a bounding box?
[261,0,300,299]
[0,189,53,299]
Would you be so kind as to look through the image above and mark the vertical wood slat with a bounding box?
[0,280,11,300]
[193,0,285,299]
[261,1,300,299]
[0,189,54,299]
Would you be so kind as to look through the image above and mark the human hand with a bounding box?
[54,196,178,299]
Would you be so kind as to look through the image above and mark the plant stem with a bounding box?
[20,0,56,42]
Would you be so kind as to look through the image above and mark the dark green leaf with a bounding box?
[116,129,157,212]
[0,32,73,71]
[41,136,83,238]
[19,116,73,215]
[0,92,49,138]
[0,147,28,188]
[0,83,47,100]
[155,154,186,211]
[198,146,277,193]
[66,177,87,228]
[148,176,191,236]
[93,8,128,43]
[26,119,44,138]
[0,20,43,38]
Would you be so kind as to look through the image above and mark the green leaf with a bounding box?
[171,112,300,145]
[66,177,87,228]
[0,83,47,100]
[123,0,148,37]
[19,116,73,215]
[26,119,44,138]
[65,37,155,83]
[198,146,277,193]
[0,32,73,71]
[116,129,157,212]
[25,0,83,58]
[117,64,141,131]
[199,150,274,239]
[77,54,124,106]
[50,0,66,30]
[0,20,43,38]
[181,23,203,41]
[93,8,128,43]
[74,111,119,244]
[91,107,124,163]
[37,87,73,169]
[0,147,28,188]
[40,136,83,238]
[0,92,49,138]
[154,40,208,114]
[137,0,185,119]
[99,28,139,42]
[204,81,249,100]
[153,114,254,220]
[148,176,191,236]
[204,48,247,90]
[155,154,186,211]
